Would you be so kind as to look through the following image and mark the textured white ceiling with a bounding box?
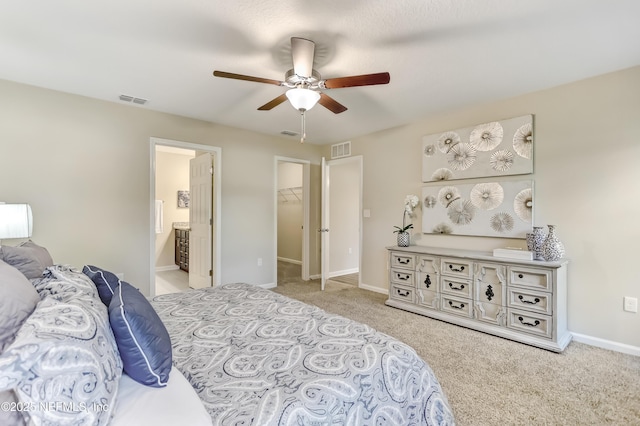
[1,0,639,144]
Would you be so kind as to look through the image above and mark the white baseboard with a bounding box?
[358,282,389,295]
[277,257,302,265]
[571,333,640,357]
[309,274,320,280]
[328,268,359,278]
[257,282,276,289]
[155,265,179,272]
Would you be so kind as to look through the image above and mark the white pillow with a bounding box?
[111,367,211,426]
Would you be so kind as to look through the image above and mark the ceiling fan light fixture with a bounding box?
[286,88,320,111]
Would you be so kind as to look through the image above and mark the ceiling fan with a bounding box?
[213,37,390,142]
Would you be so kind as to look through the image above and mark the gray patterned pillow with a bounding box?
[0,259,40,353]
[0,241,53,279]
[0,294,122,425]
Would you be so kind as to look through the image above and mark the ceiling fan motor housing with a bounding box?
[284,69,322,89]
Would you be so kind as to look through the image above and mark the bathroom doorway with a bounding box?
[150,138,221,297]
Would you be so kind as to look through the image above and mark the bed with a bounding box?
[151,283,453,425]
[0,241,454,425]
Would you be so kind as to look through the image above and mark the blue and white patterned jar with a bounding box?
[542,225,564,261]
[526,226,546,260]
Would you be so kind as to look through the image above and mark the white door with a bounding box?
[320,157,329,291]
[189,153,213,289]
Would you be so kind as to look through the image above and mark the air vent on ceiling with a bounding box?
[331,141,351,159]
[119,94,148,105]
[280,130,299,137]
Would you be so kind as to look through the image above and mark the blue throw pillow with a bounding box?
[82,265,120,305]
[109,281,172,387]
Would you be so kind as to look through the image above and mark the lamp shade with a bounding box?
[286,88,320,111]
[0,204,33,239]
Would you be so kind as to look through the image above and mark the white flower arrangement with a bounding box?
[394,194,420,234]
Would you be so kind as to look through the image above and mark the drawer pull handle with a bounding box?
[518,273,524,279]
[396,289,410,297]
[397,258,411,265]
[485,285,494,301]
[397,273,410,281]
[424,274,432,288]
[518,316,540,327]
[518,295,541,305]
[449,265,465,272]
[448,282,465,291]
[448,301,465,310]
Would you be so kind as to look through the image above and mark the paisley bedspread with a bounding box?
[151,283,454,425]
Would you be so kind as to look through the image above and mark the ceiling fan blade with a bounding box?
[323,72,390,89]
[213,70,282,86]
[291,37,315,78]
[318,93,348,114]
[258,93,288,111]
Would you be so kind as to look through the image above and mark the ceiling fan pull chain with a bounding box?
[300,110,306,143]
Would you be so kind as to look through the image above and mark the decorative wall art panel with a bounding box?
[422,180,533,238]
[422,115,533,182]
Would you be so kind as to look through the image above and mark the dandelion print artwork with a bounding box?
[490,212,515,232]
[422,115,533,182]
[437,131,461,153]
[422,180,533,238]
[514,188,533,221]
[431,168,454,181]
[470,121,503,151]
[438,186,461,208]
[433,223,453,234]
[424,144,437,157]
[447,143,477,171]
[447,199,476,225]
[424,195,437,209]
[490,150,514,172]
[513,122,533,159]
[470,183,504,210]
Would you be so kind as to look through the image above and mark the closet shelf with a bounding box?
[278,186,302,202]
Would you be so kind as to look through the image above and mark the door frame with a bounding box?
[149,137,222,296]
[273,156,311,284]
[321,155,363,289]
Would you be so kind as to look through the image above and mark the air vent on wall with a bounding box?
[119,94,148,105]
[280,130,299,137]
[331,141,351,159]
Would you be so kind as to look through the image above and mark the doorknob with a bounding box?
[318,228,329,232]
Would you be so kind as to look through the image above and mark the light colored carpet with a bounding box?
[273,266,640,425]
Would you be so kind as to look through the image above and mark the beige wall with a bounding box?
[0,79,323,293]
[154,150,193,268]
[335,66,640,349]
[1,65,638,350]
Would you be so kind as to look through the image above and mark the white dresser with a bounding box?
[386,246,571,352]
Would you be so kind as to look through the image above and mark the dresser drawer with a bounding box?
[416,289,439,310]
[441,295,473,318]
[441,276,473,298]
[508,288,552,316]
[390,252,416,270]
[441,258,473,279]
[507,308,552,339]
[508,266,552,291]
[390,268,415,287]
[390,284,415,303]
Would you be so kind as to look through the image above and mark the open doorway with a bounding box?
[322,156,362,289]
[275,157,310,286]
[149,138,221,297]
